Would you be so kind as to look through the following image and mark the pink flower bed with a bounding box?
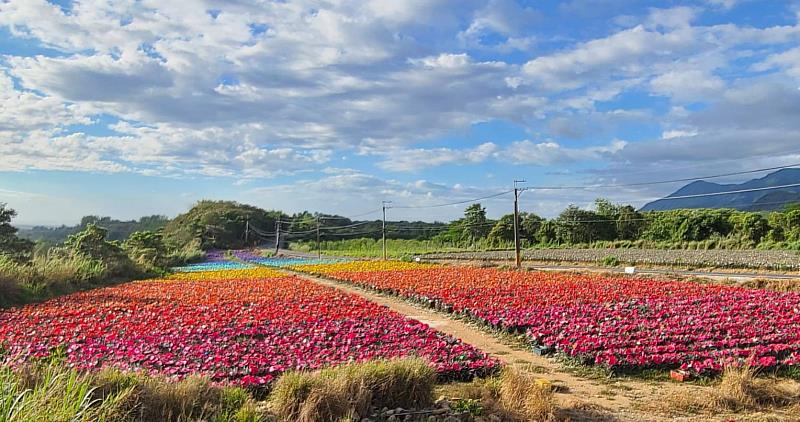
[319,267,800,374]
[0,275,498,386]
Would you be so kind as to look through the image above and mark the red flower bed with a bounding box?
[0,276,498,386]
[321,267,800,374]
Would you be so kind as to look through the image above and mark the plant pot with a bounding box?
[670,369,690,382]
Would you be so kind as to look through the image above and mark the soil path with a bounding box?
[285,269,691,420]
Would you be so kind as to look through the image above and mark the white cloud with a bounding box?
[754,47,800,78]
[244,171,513,221]
[375,143,499,172]
[1,0,800,209]
[650,69,726,101]
[706,0,739,10]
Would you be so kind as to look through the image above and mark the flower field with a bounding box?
[0,263,498,387]
[295,263,800,374]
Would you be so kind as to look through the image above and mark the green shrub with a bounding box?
[601,255,620,267]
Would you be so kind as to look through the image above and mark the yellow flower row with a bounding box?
[167,267,287,281]
[290,260,436,274]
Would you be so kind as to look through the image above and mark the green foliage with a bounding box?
[601,255,620,267]
[451,398,484,415]
[65,224,136,278]
[291,238,465,258]
[0,363,262,422]
[0,252,107,308]
[163,200,284,251]
[0,203,34,263]
[123,231,169,272]
[487,214,515,246]
[435,203,493,244]
[18,215,170,244]
[554,205,605,244]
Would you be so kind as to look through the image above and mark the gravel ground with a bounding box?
[419,248,800,271]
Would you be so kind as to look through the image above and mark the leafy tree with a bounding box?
[487,214,515,246]
[488,212,544,246]
[616,205,645,240]
[65,224,134,277]
[554,205,603,244]
[20,215,170,243]
[730,212,769,243]
[0,203,34,263]
[124,231,169,270]
[520,213,544,242]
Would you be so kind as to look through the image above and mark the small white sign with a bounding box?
[415,257,421,262]
[624,266,636,274]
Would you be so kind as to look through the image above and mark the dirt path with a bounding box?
[286,270,702,420]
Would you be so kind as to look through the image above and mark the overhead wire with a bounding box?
[390,190,513,209]
[522,162,800,191]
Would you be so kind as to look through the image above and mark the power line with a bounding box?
[391,190,513,209]
[324,230,384,237]
[319,221,374,230]
[612,182,800,204]
[522,162,800,191]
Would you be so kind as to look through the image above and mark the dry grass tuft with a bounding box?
[660,365,800,416]
[270,357,436,422]
[497,368,556,421]
[740,278,800,292]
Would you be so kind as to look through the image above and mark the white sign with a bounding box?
[624,266,636,274]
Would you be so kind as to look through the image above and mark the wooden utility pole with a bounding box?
[316,216,321,259]
[381,201,392,261]
[513,180,526,269]
[274,220,280,254]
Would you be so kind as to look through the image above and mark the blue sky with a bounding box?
[1,0,800,225]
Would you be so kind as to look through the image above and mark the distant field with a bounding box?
[421,248,800,271]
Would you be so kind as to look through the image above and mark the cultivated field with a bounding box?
[4,250,800,420]
[421,248,800,271]
[289,262,800,375]
[0,261,497,388]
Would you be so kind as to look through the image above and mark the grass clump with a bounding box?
[497,368,556,421]
[0,363,134,421]
[269,357,436,421]
[662,365,800,415]
[0,363,261,422]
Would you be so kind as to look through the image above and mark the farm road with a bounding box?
[284,269,705,421]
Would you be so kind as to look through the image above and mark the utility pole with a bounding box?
[245,217,250,246]
[382,201,392,261]
[316,216,321,259]
[274,220,280,255]
[513,180,527,269]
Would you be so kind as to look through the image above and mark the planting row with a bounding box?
[0,266,498,387]
[295,262,800,374]
[422,249,800,270]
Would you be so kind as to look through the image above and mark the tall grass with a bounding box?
[0,363,260,422]
[0,364,132,421]
[270,358,436,421]
[0,253,107,308]
[662,365,800,414]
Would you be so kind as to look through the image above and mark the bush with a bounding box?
[600,255,620,267]
[270,358,436,421]
[0,252,106,307]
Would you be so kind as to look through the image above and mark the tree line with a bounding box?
[433,200,800,250]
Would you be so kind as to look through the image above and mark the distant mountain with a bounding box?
[640,168,800,212]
